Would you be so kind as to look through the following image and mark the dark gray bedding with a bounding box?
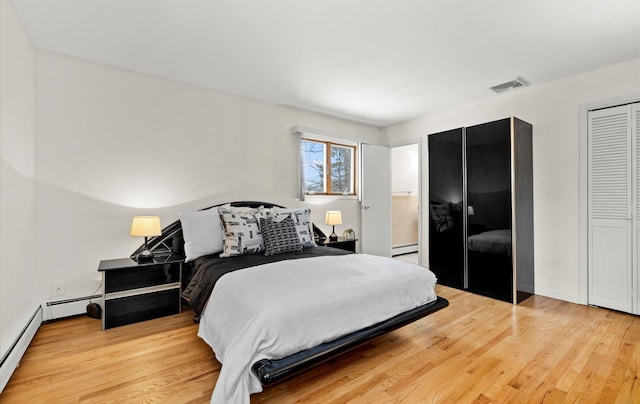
[183,247,351,318]
[467,229,512,255]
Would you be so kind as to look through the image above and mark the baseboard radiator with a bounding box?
[392,243,419,256]
[0,306,42,393]
[44,294,101,322]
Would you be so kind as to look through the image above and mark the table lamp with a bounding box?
[325,211,342,242]
[130,216,162,262]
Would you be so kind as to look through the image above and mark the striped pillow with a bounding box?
[272,207,316,247]
[260,217,303,256]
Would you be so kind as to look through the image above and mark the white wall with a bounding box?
[391,143,419,196]
[384,57,640,303]
[0,0,38,365]
[35,51,383,315]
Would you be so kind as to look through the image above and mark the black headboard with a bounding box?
[130,201,327,260]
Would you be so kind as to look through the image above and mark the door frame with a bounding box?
[389,138,423,265]
[579,93,640,306]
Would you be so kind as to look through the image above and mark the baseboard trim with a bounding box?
[44,295,102,321]
[392,244,419,256]
[0,305,42,393]
[41,313,88,325]
[534,287,580,305]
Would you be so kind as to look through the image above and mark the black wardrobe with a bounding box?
[428,117,533,304]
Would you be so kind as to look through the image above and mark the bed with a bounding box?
[131,201,448,404]
[467,229,512,255]
[467,229,513,302]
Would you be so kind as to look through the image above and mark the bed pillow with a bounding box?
[218,206,273,257]
[430,204,454,233]
[260,217,303,256]
[272,207,316,247]
[178,207,226,262]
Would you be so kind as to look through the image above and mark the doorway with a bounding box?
[391,142,421,262]
[579,95,640,313]
[587,102,639,314]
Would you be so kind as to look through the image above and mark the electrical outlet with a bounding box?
[53,281,65,296]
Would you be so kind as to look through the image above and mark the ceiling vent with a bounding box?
[490,77,530,94]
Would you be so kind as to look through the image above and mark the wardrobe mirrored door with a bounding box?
[466,119,513,302]
[428,128,464,289]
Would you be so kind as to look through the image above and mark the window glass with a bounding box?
[301,140,326,194]
[300,139,356,196]
[330,145,354,194]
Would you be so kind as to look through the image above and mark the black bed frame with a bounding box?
[131,201,449,388]
[253,296,449,385]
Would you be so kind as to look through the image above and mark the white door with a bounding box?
[361,144,391,257]
[633,103,640,314]
[588,105,633,313]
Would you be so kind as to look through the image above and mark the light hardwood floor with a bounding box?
[2,285,639,403]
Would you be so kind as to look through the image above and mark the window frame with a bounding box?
[301,137,357,196]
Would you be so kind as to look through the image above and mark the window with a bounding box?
[301,139,356,195]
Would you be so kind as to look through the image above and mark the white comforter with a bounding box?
[198,253,438,404]
[467,229,512,255]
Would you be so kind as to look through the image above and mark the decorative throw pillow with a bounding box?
[178,206,227,262]
[430,204,454,233]
[272,207,316,247]
[260,217,303,256]
[218,206,273,257]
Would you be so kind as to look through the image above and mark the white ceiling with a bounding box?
[10,0,640,127]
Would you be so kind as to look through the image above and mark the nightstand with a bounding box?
[318,237,358,253]
[98,255,184,330]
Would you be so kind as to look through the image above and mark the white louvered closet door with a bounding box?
[588,104,637,313]
[634,103,640,314]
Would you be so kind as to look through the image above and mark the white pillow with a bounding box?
[178,207,226,262]
[217,206,274,257]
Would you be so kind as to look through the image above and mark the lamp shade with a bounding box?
[325,211,342,226]
[467,206,475,216]
[130,216,162,237]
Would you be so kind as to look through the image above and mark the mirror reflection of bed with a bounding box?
[466,190,512,302]
[428,183,515,303]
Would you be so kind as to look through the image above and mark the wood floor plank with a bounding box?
[2,285,640,403]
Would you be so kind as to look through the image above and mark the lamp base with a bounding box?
[136,249,155,262]
[329,224,338,241]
